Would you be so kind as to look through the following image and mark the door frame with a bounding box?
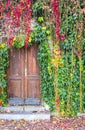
[7,44,41,105]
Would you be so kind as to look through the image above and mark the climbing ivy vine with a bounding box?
[38,43,55,111]
[58,0,85,116]
[0,44,9,106]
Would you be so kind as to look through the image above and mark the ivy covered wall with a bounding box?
[0,0,85,117]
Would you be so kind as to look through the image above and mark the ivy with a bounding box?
[59,0,85,116]
[0,0,32,47]
[33,1,55,110]
[0,44,9,106]
[38,43,55,111]
[33,1,43,17]
[28,24,50,46]
[13,35,25,48]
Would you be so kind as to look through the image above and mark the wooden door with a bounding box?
[7,44,40,105]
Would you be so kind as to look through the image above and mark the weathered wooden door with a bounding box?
[7,44,40,105]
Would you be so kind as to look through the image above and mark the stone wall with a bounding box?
[0,18,37,44]
[0,19,7,43]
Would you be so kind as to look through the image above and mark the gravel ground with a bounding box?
[0,116,85,130]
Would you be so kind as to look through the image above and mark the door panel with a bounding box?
[8,80,21,97]
[7,44,40,105]
[26,44,40,99]
[8,48,25,99]
[9,48,24,75]
[27,44,40,74]
[27,77,40,98]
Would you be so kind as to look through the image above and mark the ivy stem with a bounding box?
[79,56,83,113]
[67,49,74,116]
[54,66,60,115]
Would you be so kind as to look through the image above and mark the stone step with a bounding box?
[0,106,47,113]
[0,106,50,120]
[77,113,85,116]
[0,112,50,120]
